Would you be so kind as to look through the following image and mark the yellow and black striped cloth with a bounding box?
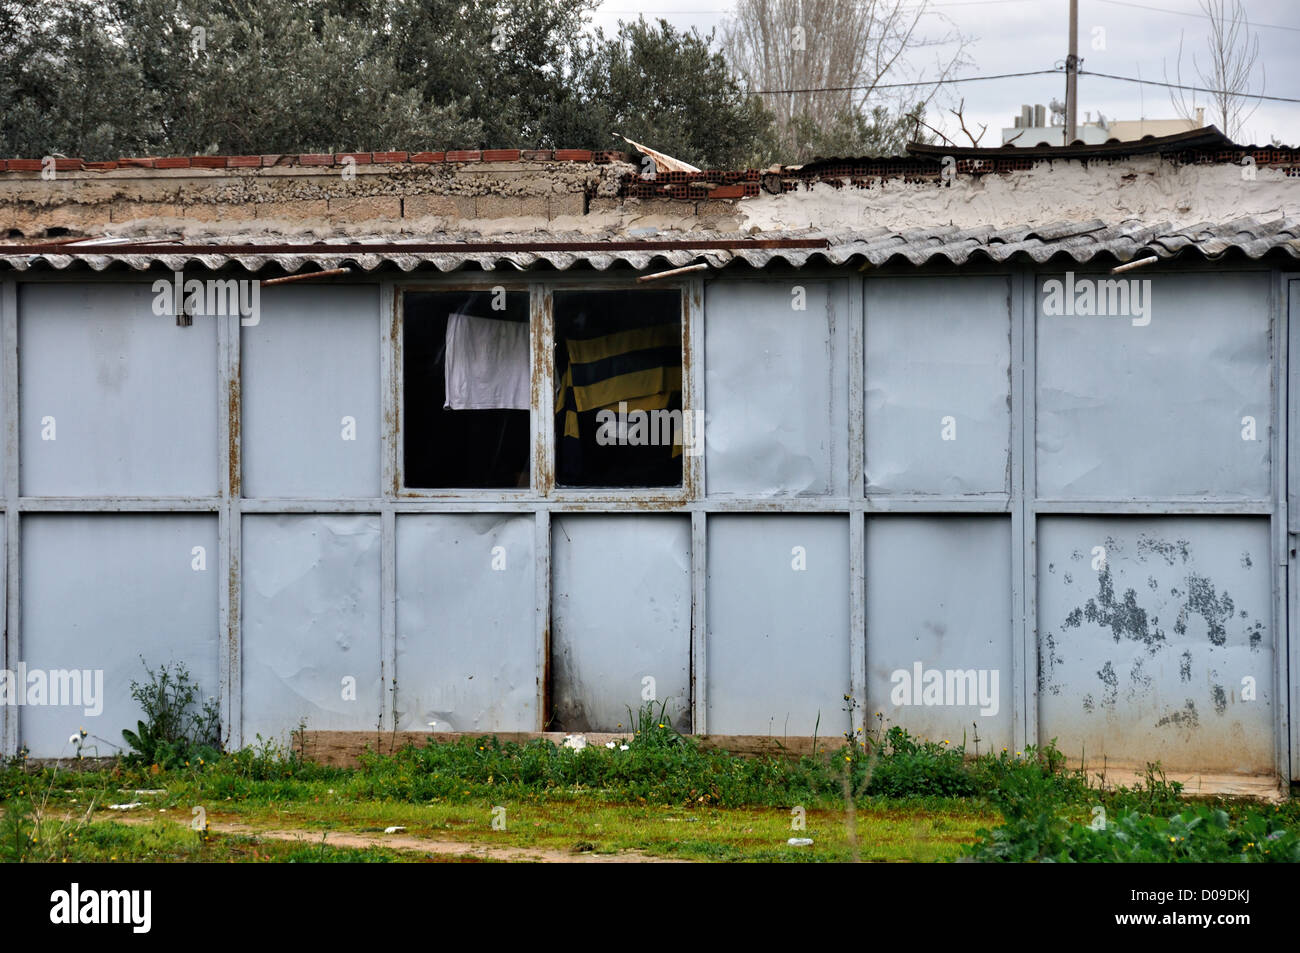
[556,320,682,474]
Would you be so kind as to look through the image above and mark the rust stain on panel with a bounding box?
[227,368,241,498]
[388,299,402,497]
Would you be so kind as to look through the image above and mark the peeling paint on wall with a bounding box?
[737,159,1300,233]
[1039,517,1272,773]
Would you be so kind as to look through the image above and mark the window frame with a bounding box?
[392,276,700,503]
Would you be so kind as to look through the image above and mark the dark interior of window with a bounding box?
[554,289,683,488]
[403,290,530,488]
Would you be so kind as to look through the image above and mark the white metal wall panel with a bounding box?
[551,515,691,731]
[395,514,536,732]
[241,514,382,743]
[20,514,219,757]
[240,286,380,498]
[704,280,848,496]
[1038,516,1274,773]
[706,515,851,736]
[1036,273,1271,499]
[865,276,1012,494]
[18,283,219,496]
[866,516,1014,751]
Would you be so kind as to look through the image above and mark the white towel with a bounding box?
[443,312,530,410]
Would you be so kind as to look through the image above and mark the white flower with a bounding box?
[605,741,616,749]
[562,734,587,751]
[620,744,630,751]
[68,733,81,746]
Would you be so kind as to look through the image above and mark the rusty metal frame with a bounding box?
[544,279,697,505]
[1,278,15,755]
[392,280,538,501]
[218,305,241,750]
[1273,269,1292,782]
[1286,273,1299,781]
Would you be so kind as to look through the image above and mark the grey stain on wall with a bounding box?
[1044,531,1264,733]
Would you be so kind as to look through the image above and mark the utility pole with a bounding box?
[1065,0,1079,143]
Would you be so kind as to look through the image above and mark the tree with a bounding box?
[0,0,152,159]
[789,104,931,160]
[1165,0,1264,142]
[721,0,969,161]
[0,1,777,165]
[0,0,483,159]
[380,0,598,148]
[559,18,777,169]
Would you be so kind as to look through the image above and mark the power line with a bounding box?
[1093,0,1300,33]
[755,67,1060,95]
[752,65,1299,106]
[1079,69,1300,104]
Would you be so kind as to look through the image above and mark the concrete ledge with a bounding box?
[1068,760,1287,803]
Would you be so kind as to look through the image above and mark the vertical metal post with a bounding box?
[1013,268,1040,753]
[1276,272,1294,782]
[691,509,708,735]
[532,283,554,497]
[379,281,398,732]
[1,280,17,757]
[534,509,551,731]
[531,281,554,730]
[848,276,866,737]
[218,305,243,750]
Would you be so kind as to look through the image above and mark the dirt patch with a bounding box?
[94,812,688,863]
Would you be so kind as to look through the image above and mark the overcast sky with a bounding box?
[589,0,1298,149]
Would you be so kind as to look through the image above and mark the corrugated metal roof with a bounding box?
[1,217,1296,274]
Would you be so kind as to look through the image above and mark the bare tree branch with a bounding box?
[720,0,972,161]
[1163,0,1263,141]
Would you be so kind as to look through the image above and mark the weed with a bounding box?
[120,658,221,769]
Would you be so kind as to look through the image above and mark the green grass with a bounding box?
[0,798,992,864]
[2,714,1295,863]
